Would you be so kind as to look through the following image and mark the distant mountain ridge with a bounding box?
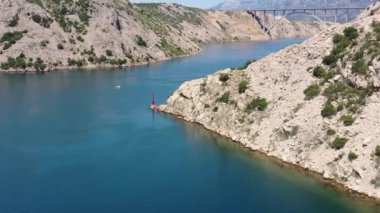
[211,0,374,10]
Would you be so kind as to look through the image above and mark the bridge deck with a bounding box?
[248,7,367,12]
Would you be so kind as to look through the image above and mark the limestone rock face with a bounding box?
[163,2,380,200]
[0,0,328,72]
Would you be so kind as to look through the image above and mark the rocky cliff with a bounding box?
[163,2,380,200]
[0,0,327,72]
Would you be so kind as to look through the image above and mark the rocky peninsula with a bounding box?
[162,2,380,201]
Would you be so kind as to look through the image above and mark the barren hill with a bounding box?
[0,0,327,72]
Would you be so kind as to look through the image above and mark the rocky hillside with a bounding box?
[163,2,380,200]
[0,0,327,72]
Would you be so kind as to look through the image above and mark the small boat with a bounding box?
[150,93,161,112]
[115,85,121,89]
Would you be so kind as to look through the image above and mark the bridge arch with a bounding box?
[248,7,366,36]
[266,11,324,34]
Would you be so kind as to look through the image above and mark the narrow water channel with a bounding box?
[0,38,378,213]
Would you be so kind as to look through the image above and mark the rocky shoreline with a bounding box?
[164,111,380,206]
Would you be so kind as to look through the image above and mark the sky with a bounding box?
[130,0,222,9]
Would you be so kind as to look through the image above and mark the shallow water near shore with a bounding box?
[0,38,379,213]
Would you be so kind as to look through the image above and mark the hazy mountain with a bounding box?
[211,0,374,10]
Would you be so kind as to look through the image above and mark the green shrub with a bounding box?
[340,115,355,126]
[348,151,358,161]
[31,14,42,23]
[69,38,76,44]
[0,31,27,50]
[333,34,347,44]
[375,145,380,156]
[77,36,84,42]
[246,97,268,112]
[313,66,326,78]
[331,137,348,150]
[372,21,380,35]
[322,54,337,66]
[304,84,320,100]
[136,35,147,47]
[106,50,113,57]
[217,92,230,104]
[219,73,230,83]
[157,39,184,57]
[57,43,64,50]
[79,12,90,24]
[8,15,19,27]
[96,55,108,64]
[33,57,47,71]
[344,27,359,40]
[0,53,28,70]
[351,59,367,75]
[235,59,256,70]
[321,102,336,118]
[322,82,365,105]
[331,38,350,55]
[67,58,86,67]
[238,80,249,94]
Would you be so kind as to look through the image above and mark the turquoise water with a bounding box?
[0,38,379,213]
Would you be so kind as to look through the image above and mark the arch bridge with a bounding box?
[247,7,367,35]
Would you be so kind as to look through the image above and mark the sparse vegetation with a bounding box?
[340,115,355,126]
[321,102,336,118]
[234,59,256,70]
[133,3,203,37]
[320,82,366,118]
[136,35,147,47]
[0,30,27,50]
[106,50,113,57]
[375,145,380,157]
[344,27,359,40]
[246,97,268,112]
[8,15,19,27]
[77,36,84,42]
[157,39,184,57]
[219,73,230,83]
[351,59,367,75]
[217,92,230,104]
[331,137,348,150]
[313,66,326,78]
[322,54,337,66]
[304,84,320,100]
[348,151,358,161]
[57,43,64,50]
[31,14,42,24]
[238,80,249,94]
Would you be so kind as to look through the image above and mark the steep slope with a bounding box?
[163,2,380,200]
[0,0,327,72]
